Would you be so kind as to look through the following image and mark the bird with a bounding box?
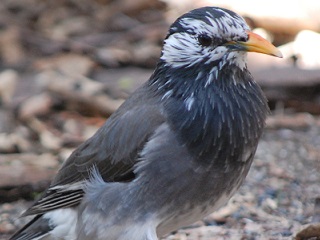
[10,6,282,240]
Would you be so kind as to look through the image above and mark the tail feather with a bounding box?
[10,215,52,240]
[10,208,78,240]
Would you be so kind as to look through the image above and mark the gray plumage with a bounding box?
[11,6,280,240]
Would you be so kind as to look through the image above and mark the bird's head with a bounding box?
[161,7,282,73]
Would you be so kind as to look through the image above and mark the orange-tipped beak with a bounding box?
[226,31,283,58]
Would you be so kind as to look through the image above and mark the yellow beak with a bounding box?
[226,31,283,58]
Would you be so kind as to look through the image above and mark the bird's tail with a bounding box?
[10,208,78,240]
[10,215,52,240]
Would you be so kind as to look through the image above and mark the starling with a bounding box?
[11,6,282,240]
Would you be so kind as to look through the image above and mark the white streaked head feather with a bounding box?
[161,8,250,71]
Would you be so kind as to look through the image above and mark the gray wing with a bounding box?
[23,86,166,216]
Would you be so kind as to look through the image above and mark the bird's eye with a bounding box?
[198,34,212,47]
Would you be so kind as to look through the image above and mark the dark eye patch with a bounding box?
[237,36,248,42]
[198,34,212,47]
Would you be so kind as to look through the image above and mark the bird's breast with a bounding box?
[165,79,268,168]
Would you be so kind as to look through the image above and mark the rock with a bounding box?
[0,69,18,106]
[291,30,320,69]
[16,93,54,120]
[96,47,132,67]
[266,113,318,129]
[0,133,20,153]
[37,70,124,116]
[49,17,91,41]
[25,117,62,151]
[33,53,95,76]
[0,153,59,188]
[0,109,15,134]
[0,27,25,66]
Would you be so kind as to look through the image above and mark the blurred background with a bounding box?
[0,0,319,239]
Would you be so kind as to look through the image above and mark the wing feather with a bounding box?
[23,86,166,216]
